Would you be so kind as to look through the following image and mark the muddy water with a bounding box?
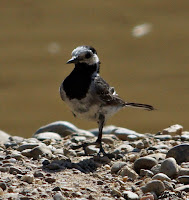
[1,1,189,137]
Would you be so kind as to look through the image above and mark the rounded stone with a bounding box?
[141,180,165,196]
[111,161,127,174]
[152,173,171,181]
[34,132,62,141]
[134,156,158,173]
[34,121,79,137]
[166,144,189,164]
[160,157,178,177]
[123,191,139,200]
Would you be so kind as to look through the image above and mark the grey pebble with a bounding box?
[123,191,139,200]
[150,164,161,175]
[71,136,87,143]
[34,132,62,141]
[160,157,178,178]
[53,192,65,200]
[141,180,165,196]
[181,134,189,141]
[134,156,158,173]
[140,169,154,177]
[89,125,117,136]
[113,143,134,155]
[113,128,143,141]
[85,145,99,155]
[154,135,172,141]
[178,175,189,184]
[166,144,189,164]
[34,121,79,137]
[152,173,171,181]
[111,161,127,174]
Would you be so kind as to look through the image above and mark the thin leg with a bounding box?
[96,114,106,155]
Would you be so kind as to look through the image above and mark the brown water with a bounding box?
[1,1,189,137]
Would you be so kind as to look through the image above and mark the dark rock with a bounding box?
[166,144,189,164]
[160,157,178,177]
[134,156,158,173]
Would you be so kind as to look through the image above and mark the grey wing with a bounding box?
[93,76,125,106]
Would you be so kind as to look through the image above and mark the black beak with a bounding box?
[66,56,78,64]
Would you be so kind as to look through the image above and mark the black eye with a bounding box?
[85,52,92,59]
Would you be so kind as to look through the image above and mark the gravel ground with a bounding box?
[0,122,189,200]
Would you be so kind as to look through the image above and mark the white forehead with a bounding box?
[71,46,92,57]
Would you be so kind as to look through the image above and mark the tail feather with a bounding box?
[125,102,155,111]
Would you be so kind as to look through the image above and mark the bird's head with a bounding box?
[66,46,100,66]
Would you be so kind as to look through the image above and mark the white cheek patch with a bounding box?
[80,54,99,65]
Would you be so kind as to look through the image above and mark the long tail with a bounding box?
[124,102,155,111]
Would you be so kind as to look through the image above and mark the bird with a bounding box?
[60,45,154,156]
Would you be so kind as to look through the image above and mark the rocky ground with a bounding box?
[0,122,189,200]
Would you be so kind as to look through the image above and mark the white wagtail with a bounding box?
[60,45,154,156]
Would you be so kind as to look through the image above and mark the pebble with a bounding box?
[21,174,34,184]
[178,175,189,184]
[85,145,99,155]
[45,177,56,183]
[29,145,52,159]
[122,191,139,200]
[140,169,154,177]
[141,180,165,196]
[1,123,189,199]
[111,161,127,173]
[34,121,79,137]
[0,182,7,190]
[175,185,189,192]
[9,166,23,174]
[152,173,171,181]
[17,143,39,151]
[113,128,142,141]
[166,144,189,164]
[34,132,62,141]
[0,130,11,143]
[150,164,161,175]
[89,125,117,136]
[160,157,178,177]
[154,135,172,141]
[134,156,158,173]
[53,192,65,200]
[162,124,183,136]
[118,166,138,180]
[113,143,134,154]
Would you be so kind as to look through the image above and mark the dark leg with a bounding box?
[71,114,106,156]
[96,114,106,156]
